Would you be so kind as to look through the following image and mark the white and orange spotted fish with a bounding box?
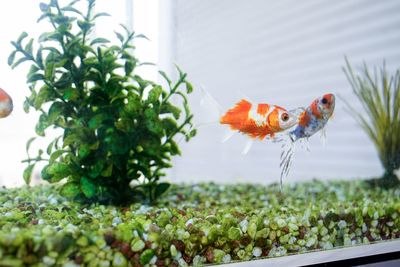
[289,93,335,141]
[220,99,297,141]
[0,88,13,118]
[280,93,335,189]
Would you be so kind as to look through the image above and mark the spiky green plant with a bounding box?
[343,58,400,186]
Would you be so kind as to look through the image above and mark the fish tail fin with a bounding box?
[200,85,223,116]
[199,86,244,143]
[193,85,224,129]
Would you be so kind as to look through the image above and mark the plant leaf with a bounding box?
[185,81,193,94]
[93,12,110,20]
[81,177,96,198]
[7,51,16,66]
[154,182,170,197]
[47,162,72,180]
[90,38,110,46]
[17,32,28,44]
[60,182,80,198]
[26,137,36,153]
[27,73,45,83]
[23,165,34,185]
[12,57,30,69]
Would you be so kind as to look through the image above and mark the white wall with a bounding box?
[168,0,400,184]
[0,1,44,187]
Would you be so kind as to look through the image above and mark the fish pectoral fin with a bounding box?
[222,130,235,143]
[242,139,254,155]
[271,132,289,143]
[320,127,327,146]
[279,140,296,190]
[258,134,267,140]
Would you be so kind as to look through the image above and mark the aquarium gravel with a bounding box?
[0,180,399,266]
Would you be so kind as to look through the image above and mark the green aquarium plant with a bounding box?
[343,59,400,186]
[8,0,196,204]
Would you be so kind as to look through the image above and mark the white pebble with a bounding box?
[222,254,231,263]
[43,256,56,266]
[112,217,121,226]
[178,258,188,267]
[362,223,368,233]
[306,237,316,247]
[62,262,80,267]
[185,219,194,227]
[149,256,157,265]
[322,242,333,250]
[239,219,249,233]
[142,233,148,241]
[48,197,58,205]
[252,247,262,257]
[338,220,347,229]
[111,209,118,216]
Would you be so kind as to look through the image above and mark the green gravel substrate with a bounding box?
[0,180,399,267]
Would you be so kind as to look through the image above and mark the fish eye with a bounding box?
[281,113,289,122]
[321,97,328,104]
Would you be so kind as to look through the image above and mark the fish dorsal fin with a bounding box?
[199,85,224,114]
[232,99,252,112]
[220,99,252,125]
[236,89,253,103]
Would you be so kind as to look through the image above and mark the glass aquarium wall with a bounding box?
[0,1,399,266]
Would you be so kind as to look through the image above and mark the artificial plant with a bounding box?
[8,0,196,204]
[343,58,400,187]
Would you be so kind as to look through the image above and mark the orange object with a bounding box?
[0,88,13,118]
[220,99,296,140]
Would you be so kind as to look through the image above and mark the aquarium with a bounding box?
[0,0,399,266]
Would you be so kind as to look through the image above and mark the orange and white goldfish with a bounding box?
[0,88,13,118]
[220,99,298,140]
[280,93,336,188]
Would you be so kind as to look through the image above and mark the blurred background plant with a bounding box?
[343,58,400,187]
[8,0,195,204]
